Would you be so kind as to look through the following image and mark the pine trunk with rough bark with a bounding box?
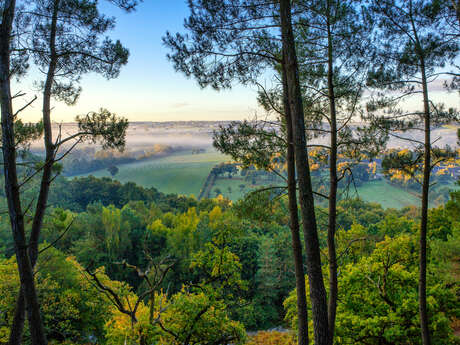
[282,62,309,345]
[279,1,330,344]
[409,4,432,342]
[326,3,338,343]
[9,1,59,343]
[0,2,48,345]
[419,58,432,345]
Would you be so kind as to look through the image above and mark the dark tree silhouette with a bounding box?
[108,165,120,177]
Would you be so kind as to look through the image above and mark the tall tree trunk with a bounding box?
[326,3,338,343]
[279,1,330,344]
[0,2,48,345]
[9,1,59,343]
[409,2,432,341]
[419,58,432,345]
[30,0,59,268]
[282,62,309,345]
[8,294,25,345]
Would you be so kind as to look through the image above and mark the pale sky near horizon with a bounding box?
[12,1,459,123]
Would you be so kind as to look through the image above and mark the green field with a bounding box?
[352,179,419,209]
[214,178,423,207]
[77,150,229,197]
[352,179,459,209]
[77,151,458,208]
[214,178,427,208]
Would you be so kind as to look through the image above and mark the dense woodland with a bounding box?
[0,0,459,345]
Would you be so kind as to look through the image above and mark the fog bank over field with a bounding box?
[309,123,460,149]
[30,121,459,154]
[30,121,231,153]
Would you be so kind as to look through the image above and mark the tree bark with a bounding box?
[282,61,309,345]
[408,2,432,341]
[8,292,26,345]
[326,2,338,343]
[279,1,330,344]
[30,0,59,268]
[419,57,432,345]
[0,2,48,345]
[9,1,59,343]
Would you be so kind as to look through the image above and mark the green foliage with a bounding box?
[103,204,249,345]
[285,229,460,345]
[104,292,160,345]
[335,235,457,344]
[428,206,454,241]
[0,247,114,343]
[213,121,284,171]
[76,109,129,150]
[101,205,131,258]
[159,289,246,345]
[1,171,460,343]
[28,0,129,102]
[1,0,458,343]
[446,182,460,221]
[163,0,275,90]
[191,207,247,295]
[0,257,20,342]
[48,175,198,213]
[14,120,44,152]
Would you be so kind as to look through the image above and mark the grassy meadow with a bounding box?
[352,179,459,209]
[76,150,458,207]
[77,150,228,197]
[352,180,419,209]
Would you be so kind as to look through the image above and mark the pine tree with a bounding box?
[366,1,459,343]
[164,1,333,342]
[1,1,136,344]
[279,1,330,343]
[1,1,48,343]
[279,2,386,340]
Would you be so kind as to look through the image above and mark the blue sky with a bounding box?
[12,1,459,123]
[14,1,260,122]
